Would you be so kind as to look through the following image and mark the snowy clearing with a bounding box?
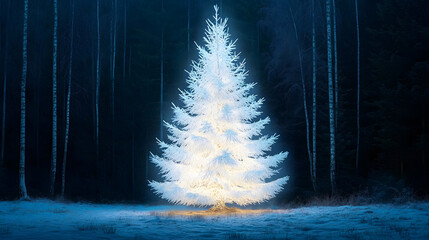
[0,200,428,239]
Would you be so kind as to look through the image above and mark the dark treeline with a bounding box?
[0,0,427,203]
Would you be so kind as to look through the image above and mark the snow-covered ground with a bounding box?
[0,200,428,239]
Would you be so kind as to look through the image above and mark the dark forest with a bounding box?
[0,0,428,205]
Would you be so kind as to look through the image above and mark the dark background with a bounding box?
[0,0,428,204]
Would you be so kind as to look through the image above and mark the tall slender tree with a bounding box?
[333,0,338,129]
[61,0,75,199]
[109,1,113,89]
[326,0,336,194]
[34,3,43,165]
[289,8,314,191]
[311,0,317,191]
[50,0,59,197]
[111,0,118,179]
[131,112,135,199]
[123,0,127,82]
[1,0,11,166]
[112,0,117,121]
[20,0,29,200]
[0,1,2,63]
[187,0,190,55]
[160,0,164,141]
[96,0,101,160]
[355,0,360,169]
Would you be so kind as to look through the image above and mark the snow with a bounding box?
[0,200,428,239]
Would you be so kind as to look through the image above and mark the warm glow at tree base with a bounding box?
[149,5,289,207]
[152,207,281,217]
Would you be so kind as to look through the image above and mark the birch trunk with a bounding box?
[35,3,42,166]
[187,0,190,55]
[289,8,314,191]
[111,0,118,180]
[326,0,336,194]
[96,0,100,160]
[311,0,317,191]
[123,0,127,82]
[112,0,117,122]
[131,113,135,199]
[20,0,29,200]
[355,0,360,170]
[333,0,338,129]
[160,0,164,141]
[50,0,59,198]
[61,0,75,199]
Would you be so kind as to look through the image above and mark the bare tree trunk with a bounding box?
[50,0,59,198]
[110,0,113,87]
[326,0,336,195]
[91,49,96,141]
[129,47,135,198]
[1,0,11,166]
[131,112,135,200]
[160,0,164,141]
[111,0,118,186]
[123,0,127,82]
[96,0,100,161]
[187,0,190,56]
[311,0,317,192]
[333,0,338,129]
[112,0,117,122]
[355,0,360,170]
[20,0,29,200]
[61,0,75,199]
[422,116,425,167]
[289,8,314,191]
[0,1,2,64]
[34,3,43,166]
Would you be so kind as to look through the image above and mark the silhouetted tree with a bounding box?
[61,0,75,199]
[50,0,59,197]
[20,0,30,200]
[326,0,336,194]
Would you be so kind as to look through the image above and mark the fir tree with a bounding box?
[149,6,288,208]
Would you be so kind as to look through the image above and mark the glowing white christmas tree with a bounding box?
[149,6,288,209]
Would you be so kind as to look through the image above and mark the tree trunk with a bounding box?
[1,0,11,166]
[61,0,75,199]
[131,112,135,200]
[333,0,338,130]
[34,3,43,166]
[20,0,29,200]
[209,201,227,212]
[50,0,59,198]
[109,1,113,88]
[187,0,190,56]
[311,0,317,192]
[123,0,127,82]
[96,0,100,161]
[355,0,360,170]
[289,8,314,191]
[91,48,96,141]
[110,0,118,188]
[326,0,336,195]
[160,1,164,141]
[112,0,117,122]
[422,116,425,167]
